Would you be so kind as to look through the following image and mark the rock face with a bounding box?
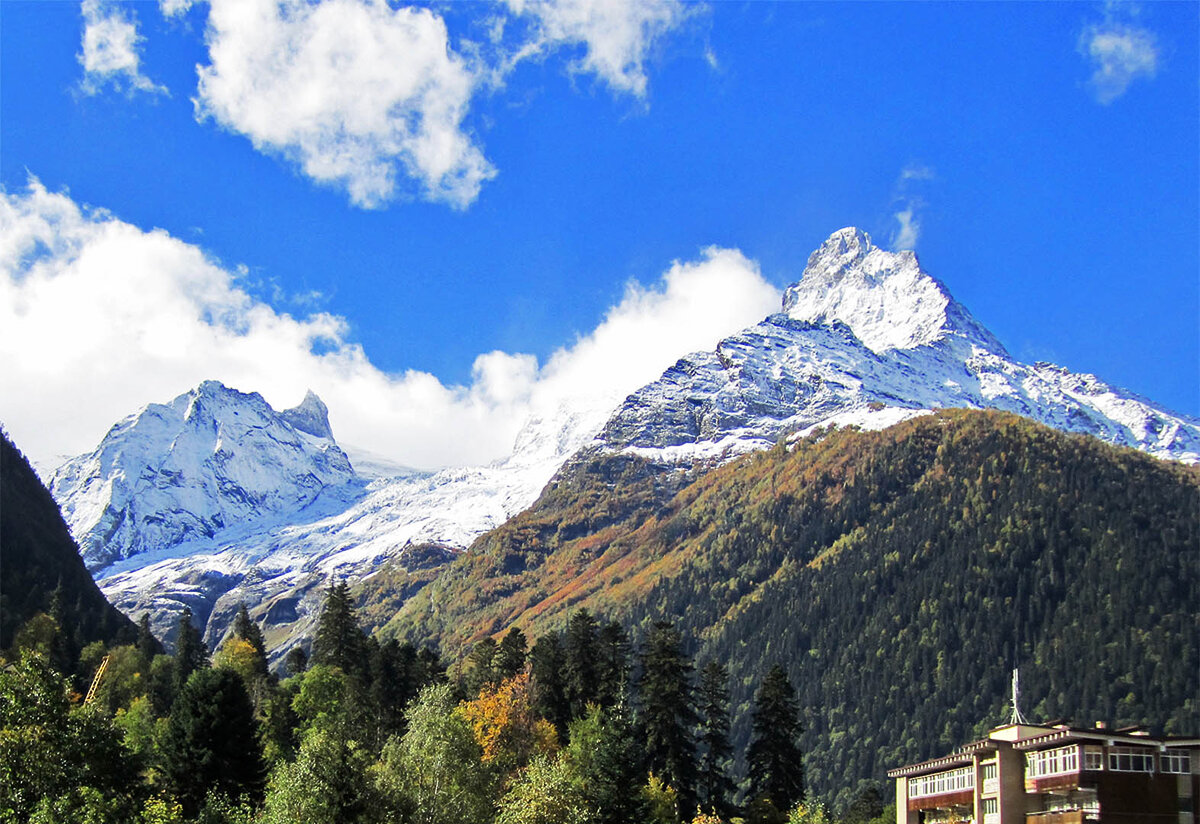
[52,228,1200,658]
[51,381,357,571]
[596,228,1200,466]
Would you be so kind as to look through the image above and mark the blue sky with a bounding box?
[1,0,1196,469]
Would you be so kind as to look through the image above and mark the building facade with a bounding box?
[888,723,1199,824]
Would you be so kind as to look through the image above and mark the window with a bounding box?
[908,766,974,798]
[1026,745,1080,778]
[1083,746,1103,770]
[982,798,998,814]
[981,762,998,780]
[1162,751,1191,774]
[1108,746,1155,773]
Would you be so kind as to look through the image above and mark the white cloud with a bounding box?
[1079,22,1158,103]
[890,164,933,252]
[193,0,495,209]
[503,0,690,97]
[899,164,934,182]
[78,0,167,97]
[0,180,779,472]
[159,0,195,18]
[891,207,920,252]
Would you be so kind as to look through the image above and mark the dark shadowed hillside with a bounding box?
[1,430,139,653]
[372,410,1200,806]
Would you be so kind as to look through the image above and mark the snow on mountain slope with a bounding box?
[51,381,358,571]
[597,228,1200,465]
[85,390,621,654]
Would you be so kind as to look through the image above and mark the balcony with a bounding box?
[1026,811,1096,824]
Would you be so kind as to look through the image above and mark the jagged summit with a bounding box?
[281,389,335,440]
[51,380,356,571]
[782,227,1006,355]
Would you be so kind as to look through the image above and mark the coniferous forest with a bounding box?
[3,410,1198,822]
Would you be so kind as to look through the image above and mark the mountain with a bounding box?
[49,228,1200,655]
[594,228,1198,466]
[67,387,616,654]
[51,380,358,571]
[0,429,139,653]
[372,410,1200,807]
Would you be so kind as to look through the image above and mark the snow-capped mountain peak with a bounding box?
[51,381,356,571]
[782,227,1006,356]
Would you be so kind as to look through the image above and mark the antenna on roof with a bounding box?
[1009,667,1028,725]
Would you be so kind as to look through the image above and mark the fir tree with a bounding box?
[563,608,600,718]
[530,633,570,738]
[638,621,698,817]
[696,661,736,818]
[173,606,209,694]
[568,700,650,824]
[596,620,631,708]
[136,614,158,666]
[311,582,364,675]
[232,603,269,680]
[747,665,804,811]
[465,637,499,697]
[161,667,266,816]
[495,626,528,682]
[285,646,308,677]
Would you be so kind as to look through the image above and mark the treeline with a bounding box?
[1,585,889,824]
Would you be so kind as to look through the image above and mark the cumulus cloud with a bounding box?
[1079,21,1158,103]
[0,180,779,471]
[503,0,691,97]
[78,0,167,97]
[193,0,495,209]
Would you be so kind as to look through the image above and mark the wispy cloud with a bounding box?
[502,0,691,99]
[0,179,779,471]
[1078,5,1159,104]
[889,164,934,252]
[77,0,167,97]
[891,207,921,252]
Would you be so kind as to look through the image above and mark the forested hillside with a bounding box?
[375,410,1200,806]
[1,430,140,656]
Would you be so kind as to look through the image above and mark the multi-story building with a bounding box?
[888,722,1199,824]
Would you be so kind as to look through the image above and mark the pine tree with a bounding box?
[285,646,308,677]
[596,620,631,708]
[530,633,570,738]
[161,667,266,816]
[496,626,528,682]
[747,665,804,811]
[638,621,698,817]
[232,603,269,680]
[173,606,209,694]
[311,582,364,675]
[696,661,736,818]
[465,637,499,697]
[136,614,158,666]
[563,608,599,718]
[567,700,650,824]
